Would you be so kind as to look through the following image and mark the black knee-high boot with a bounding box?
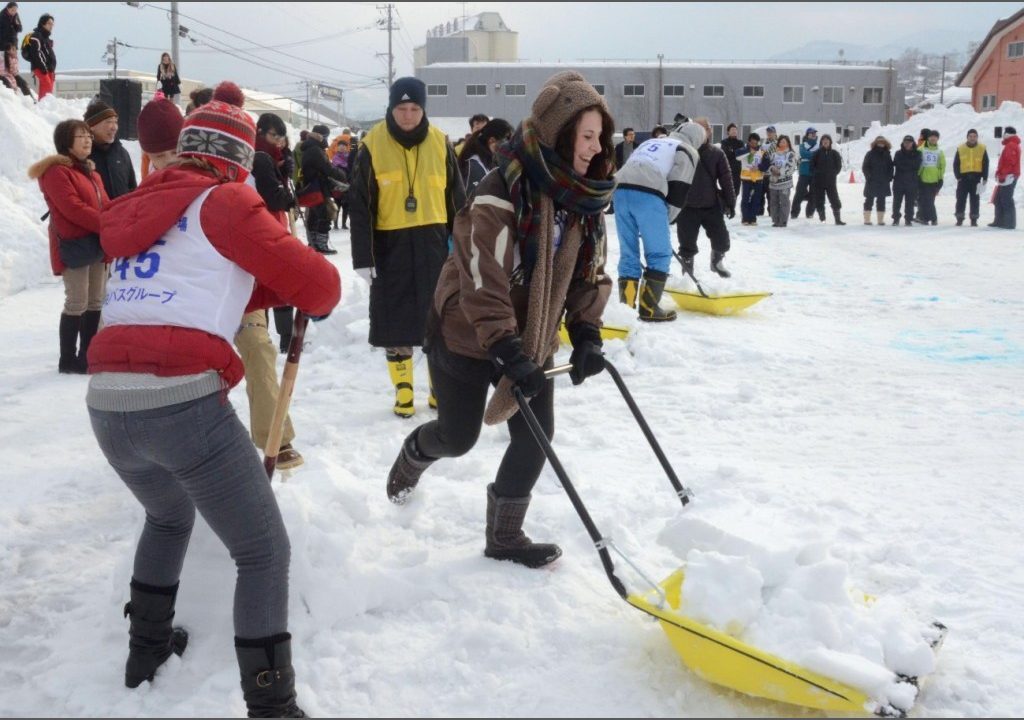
[58,313,84,374]
[124,579,189,688]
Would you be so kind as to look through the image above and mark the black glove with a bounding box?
[567,323,605,386]
[488,335,547,398]
[726,205,736,219]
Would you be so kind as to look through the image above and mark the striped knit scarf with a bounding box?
[496,119,614,283]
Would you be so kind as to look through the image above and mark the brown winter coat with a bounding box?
[432,170,611,423]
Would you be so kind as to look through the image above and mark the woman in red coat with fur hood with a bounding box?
[28,118,110,373]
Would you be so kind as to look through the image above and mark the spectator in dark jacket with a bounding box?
[24,13,55,99]
[301,123,346,254]
[720,122,745,195]
[810,134,844,224]
[790,127,818,219]
[891,135,922,226]
[952,128,989,226]
[614,127,637,169]
[458,117,513,197]
[84,100,137,200]
[1,2,21,51]
[678,117,736,278]
[156,52,181,103]
[861,136,894,225]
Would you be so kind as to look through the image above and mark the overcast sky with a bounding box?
[11,1,1021,118]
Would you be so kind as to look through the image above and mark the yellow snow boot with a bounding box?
[618,277,639,309]
[387,352,415,418]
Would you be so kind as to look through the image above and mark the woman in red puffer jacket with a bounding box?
[991,127,1020,229]
[28,118,110,373]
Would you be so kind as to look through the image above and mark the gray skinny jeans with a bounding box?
[88,392,291,639]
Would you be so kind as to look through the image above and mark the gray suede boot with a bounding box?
[386,429,435,504]
[484,483,562,569]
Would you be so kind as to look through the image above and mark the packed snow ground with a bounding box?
[1,90,1023,717]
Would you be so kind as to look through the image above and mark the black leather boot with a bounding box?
[484,483,562,569]
[58,313,85,374]
[235,633,305,718]
[124,579,189,688]
[78,309,101,369]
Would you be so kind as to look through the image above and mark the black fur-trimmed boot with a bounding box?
[484,483,562,569]
[386,428,435,504]
[235,633,306,718]
[123,579,189,688]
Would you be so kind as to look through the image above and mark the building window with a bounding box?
[711,124,724,144]
[592,84,605,96]
[624,84,645,97]
[466,84,487,96]
[783,86,804,104]
[504,84,526,96]
[862,87,884,104]
[982,94,997,110]
[703,85,725,97]
[741,124,753,139]
[742,85,764,98]
[1009,41,1024,59]
[822,86,844,104]
[663,85,686,96]
[426,84,447,97]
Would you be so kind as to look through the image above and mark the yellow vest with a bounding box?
[957,143,987,174]
[362,123,450,231]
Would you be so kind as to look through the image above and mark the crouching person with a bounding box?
[385,72,615,568]
[85,87,340,717]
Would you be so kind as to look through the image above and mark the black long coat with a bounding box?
[892,147,923,194]
[810,147,843,190]
[862,146,895,198]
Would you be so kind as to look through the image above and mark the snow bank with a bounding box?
[659,516,940,714]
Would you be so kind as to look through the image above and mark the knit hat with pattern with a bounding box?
[176,81,256,181]
[528,71,607,148]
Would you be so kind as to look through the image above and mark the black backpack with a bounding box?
[20,32,34,62]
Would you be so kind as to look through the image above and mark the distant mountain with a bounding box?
[769,41,908,63]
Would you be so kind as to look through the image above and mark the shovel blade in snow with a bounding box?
[557,321,631,345]
[665,289,772,316]
[626,569,946,717]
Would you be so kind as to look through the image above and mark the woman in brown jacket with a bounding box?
[385,71,615,568]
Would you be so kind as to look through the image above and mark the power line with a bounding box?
[134,2,381,80]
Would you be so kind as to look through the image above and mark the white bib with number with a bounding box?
[103,187,255,343]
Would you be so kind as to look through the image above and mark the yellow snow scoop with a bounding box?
[557,321,631,345]
[513,361,946,717]
[665,288,772,316]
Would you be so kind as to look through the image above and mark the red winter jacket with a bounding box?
[996,135,1021,182]
[28,155,111,276]
[88,164,341,387]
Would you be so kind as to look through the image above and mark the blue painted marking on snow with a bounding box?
[774,268,823,283]
[891,328,1023,364]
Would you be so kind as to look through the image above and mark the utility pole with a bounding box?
[305,81,310,127]
[657,53,664,125]
[377,3,396,89]
[939,55,947,105]
[170,1,180,70]
[112,37,118,79]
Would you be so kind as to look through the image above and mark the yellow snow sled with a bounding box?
[665,289,772,316]
[557,321,631,345]
[514,362,946,718]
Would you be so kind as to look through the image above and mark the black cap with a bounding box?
[389,77,426,111]
[312,124,330,137]
[1005,126,1017,136]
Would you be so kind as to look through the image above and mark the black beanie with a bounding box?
[389,77,426,111]
[1005,126,1017,136]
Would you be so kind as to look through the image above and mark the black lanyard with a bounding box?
[404,146,419,212]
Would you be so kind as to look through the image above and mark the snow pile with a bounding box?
[842,100,1024,180]
[659,515,940,714]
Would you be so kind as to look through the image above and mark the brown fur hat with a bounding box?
[529,71,608,148]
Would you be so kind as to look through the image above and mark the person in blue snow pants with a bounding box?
[613,186,673,279]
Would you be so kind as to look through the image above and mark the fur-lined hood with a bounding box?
[27,154,96,180]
